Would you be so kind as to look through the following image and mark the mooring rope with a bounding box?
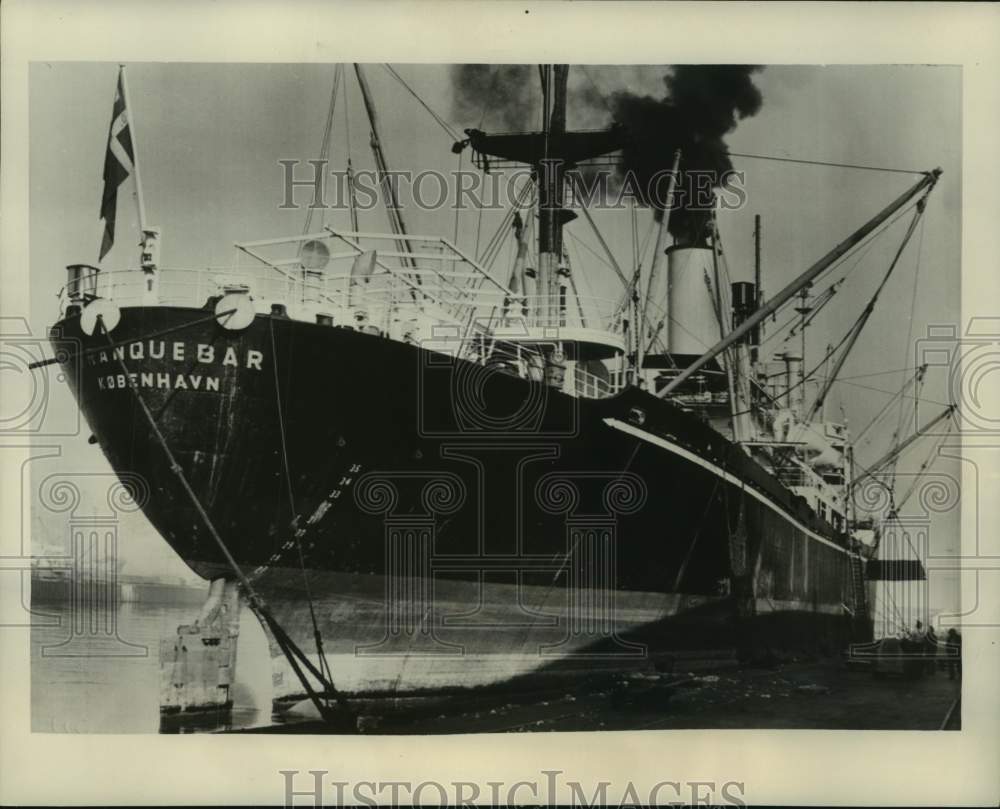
[268,315,336,687]
[92,313,348,722]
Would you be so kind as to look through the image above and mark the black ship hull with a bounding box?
[52,304,868,696]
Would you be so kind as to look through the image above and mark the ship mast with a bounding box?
[536,65,569,330]
[353,64,417,272]
[534,65,572,386]
[753,214,763,361]
[794,288,812,419]
[459,68,632,388]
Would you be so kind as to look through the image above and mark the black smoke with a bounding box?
[449,65,764,244]
[610,66,763,243]
[450,64,536,131]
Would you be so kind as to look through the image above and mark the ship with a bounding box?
[41,64,953,722]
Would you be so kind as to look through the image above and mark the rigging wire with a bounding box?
[850,406,956,501]
[752,197,921,359]
[572,240,601,310]
[364,69,942,523]
[479,67,504,130]
[382,64,461,142]
[638,215,656,263]
[630,199,639,272]
[760,305,873,410]
[892,419,953,513]
[851,412,950,631]
[473,195,486,259]
[342,70,360,233]
[835,377,950,409]
[577,65,616,119]
[804,197,930,422]
[301,64,343,238]
[477,176,533,269]
[478,205,516,269]
[755,227,885,354]
[93,317,344,719]
[615,213,657,315]
[453,149,463,245]
[564,239,593,325]
[838,367,916,382]
[268,318,334,686]
[566,230,617,273]
[575,199,630,289]
[726,150,925,176]
[888,214,928,482]
[852,368,925,446]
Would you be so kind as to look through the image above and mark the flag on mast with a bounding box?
[99,67,135,261]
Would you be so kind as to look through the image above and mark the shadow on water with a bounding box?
[31,596,962,734]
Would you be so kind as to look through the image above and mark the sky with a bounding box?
[27,63,961,619]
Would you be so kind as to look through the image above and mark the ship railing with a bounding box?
[470,339,623,400]
[773,465,812,488]
[58,264,487,357]
[508,294,627,335]
[232,231,629,340]
[668,390,730,406]
[59,265,626,400]
[233,229,514,326]
[59,266,259,312]
[58,261,503,346]
[574,364,619,399]
[772,456,830,492]
[60,231,627,364]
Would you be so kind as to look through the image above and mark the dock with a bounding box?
[219,658,961,734]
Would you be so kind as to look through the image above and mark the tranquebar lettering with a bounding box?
[89,340,264,393]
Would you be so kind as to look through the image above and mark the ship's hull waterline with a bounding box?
[51,303,867,697]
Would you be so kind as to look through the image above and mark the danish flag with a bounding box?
[99,68,135,261]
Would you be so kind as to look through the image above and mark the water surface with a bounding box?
[31,599,273,733]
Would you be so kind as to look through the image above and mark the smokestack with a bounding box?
[666,245,719,360]
[610,66,763,243]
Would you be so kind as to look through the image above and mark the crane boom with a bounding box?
[805,199,929,422]
[850,403,956,491]
[657,168,941,398]
[353,64,417,270]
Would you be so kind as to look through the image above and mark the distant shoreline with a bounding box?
[30,572,207,605]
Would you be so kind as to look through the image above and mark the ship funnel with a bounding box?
[666,245,719,360]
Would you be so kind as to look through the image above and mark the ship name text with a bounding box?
[88,339,264,394]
